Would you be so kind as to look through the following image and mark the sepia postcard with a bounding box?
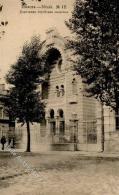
[0,0,119,195]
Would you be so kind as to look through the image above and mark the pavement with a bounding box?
[0,149,119,181]
[0,150,119,195]
[1,149,119,159]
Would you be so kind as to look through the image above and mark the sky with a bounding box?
[0,0,74,83]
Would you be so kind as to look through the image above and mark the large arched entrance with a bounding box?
[45,47,63,73]
[41,47,63,100]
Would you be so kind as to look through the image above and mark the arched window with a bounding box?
[72,78,77,95]
[59,109,64,118]
[56,86,60,97]
[57,57,62,72]
[60,85,65,96]
[50,109,55,119]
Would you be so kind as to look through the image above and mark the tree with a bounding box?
[5,36,45,152]
[66,0,119,111]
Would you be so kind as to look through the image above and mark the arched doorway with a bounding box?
[57,109,65,142]
[49,109,56,136]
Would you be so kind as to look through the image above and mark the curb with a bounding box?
[0,151,119,159]
[0,172,27,181]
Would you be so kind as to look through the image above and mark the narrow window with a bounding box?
[72,78,77,95]
[56,86,60,97]
[60,85,65,96]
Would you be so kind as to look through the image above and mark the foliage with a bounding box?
[5,36,45,124]
[66,0,119,110]
[1,36,47,152]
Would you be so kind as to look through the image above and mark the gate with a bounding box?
[81,120,97,144]
[50,119,97,151]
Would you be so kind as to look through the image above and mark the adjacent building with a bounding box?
[0,81,15,145]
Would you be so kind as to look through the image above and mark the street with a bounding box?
[0,152,119,195]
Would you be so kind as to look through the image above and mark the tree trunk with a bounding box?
[101,103,105,152]
[26,121,31,152]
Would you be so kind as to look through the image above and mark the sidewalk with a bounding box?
[0,149,119,182]
[0,149,119,159]
[0,149,119,195]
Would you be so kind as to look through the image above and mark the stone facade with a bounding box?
[16,29,119,152]
[39,29,98,151]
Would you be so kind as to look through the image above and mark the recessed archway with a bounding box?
[50,109,55,119]
[58,109,64,118]
[57,109,65,138]
[45,48,63,72]
[49,109,56,136]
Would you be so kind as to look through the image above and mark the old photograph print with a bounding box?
[0,0,119,195]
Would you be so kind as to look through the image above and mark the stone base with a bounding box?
[77,143,102,152]
[50,143,75,151]
[105,140,119,152]
[104,132,119,152]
